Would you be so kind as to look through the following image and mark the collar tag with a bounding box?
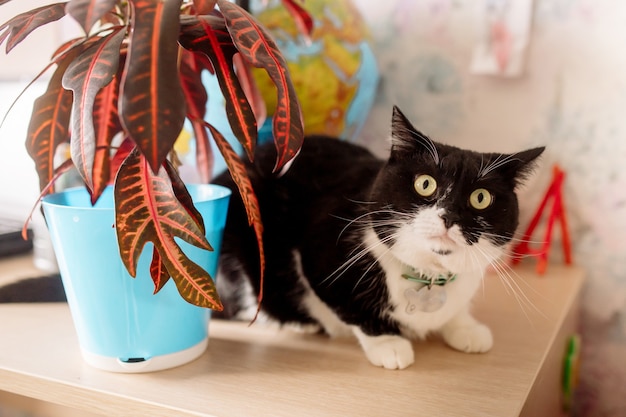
[402,272,456,289]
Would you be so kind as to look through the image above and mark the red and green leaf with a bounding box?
[280,0,313,39]
[179,14,257,162]
[25,50,76,192]
[114,149,221,309]
[0,3,67,53]
[149,247,170,293]
[62,27,125,202]
[164,159,206,232]
[91,50,126,197]
[179,49,207,125]
[233,53,266,128]
[206,122,265,305]
[65,0,119,34]
[179,48,214,183]
[160,242,221,309]
[120,0,186,174]
[217,0,303,172]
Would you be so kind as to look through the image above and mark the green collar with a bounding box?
[401,272,457,289]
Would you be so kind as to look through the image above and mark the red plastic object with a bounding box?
[511,165,573,274]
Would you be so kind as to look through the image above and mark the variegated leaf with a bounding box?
[114,149,221,309]
[90,50,125,201]
[0,3,67,53]
[149,247,170,293]
[160,241,221,310]
[120,0,186,174]
[233,53,266,128]
[164,159,206,233]
[62,27,125,200]
[207,122,265,303]
[217,0,303,173]
[280,0,313,38]
[179,14,257,161]
[179,48,213,182]
[25,49,76,192]
[179,48,207,123]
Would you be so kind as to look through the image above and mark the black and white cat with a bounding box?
[213,106,544,369]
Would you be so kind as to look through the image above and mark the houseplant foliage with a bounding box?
[0,0,307,310]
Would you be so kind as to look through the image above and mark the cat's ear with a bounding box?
[390,106,439,163]
[504,146,546,186]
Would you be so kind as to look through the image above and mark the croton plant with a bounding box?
[0,0,310,310]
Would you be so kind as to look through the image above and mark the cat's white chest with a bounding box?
[390,273,481,338]
[363,228,484,338]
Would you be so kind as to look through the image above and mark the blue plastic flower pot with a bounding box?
[41,184,231,373]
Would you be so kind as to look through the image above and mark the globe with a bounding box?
[250,0,380,142]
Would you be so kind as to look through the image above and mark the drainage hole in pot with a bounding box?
[120,357,147,363]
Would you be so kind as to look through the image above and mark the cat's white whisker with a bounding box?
[510,252,546,261]
[352,252,385,293]
[333,208,412,243]
[395,124,440,164]
[476,251,534,322]
[345,198,378,205]
[480,249,547,324]
[481,230,546,246]
[467,250,487,298]
[321,245,369,287]
[495,258,551,308]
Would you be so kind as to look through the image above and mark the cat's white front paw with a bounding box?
[442,323,493,353]
[353,330,414,369]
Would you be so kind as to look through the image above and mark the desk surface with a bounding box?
[0,257,583,417]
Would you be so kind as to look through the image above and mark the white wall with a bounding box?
[0,81,44,219]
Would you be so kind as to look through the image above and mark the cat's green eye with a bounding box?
[469,188,493,210]
[414,174,437,197]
